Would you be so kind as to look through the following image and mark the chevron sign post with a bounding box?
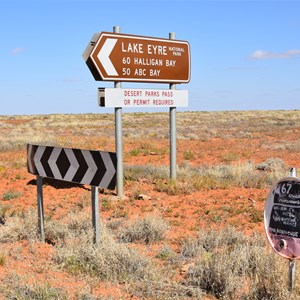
[27,144,117,189]
[27,144,117,244]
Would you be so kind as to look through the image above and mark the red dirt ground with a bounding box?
[0,118,299,299]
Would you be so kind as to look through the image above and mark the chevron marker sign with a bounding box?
[27,144,117,189]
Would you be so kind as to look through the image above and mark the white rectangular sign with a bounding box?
[98,88,188,108]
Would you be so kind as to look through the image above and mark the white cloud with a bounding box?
[11,47,25,55]
[249,49,300,60]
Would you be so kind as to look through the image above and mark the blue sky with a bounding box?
[1,0,299,115]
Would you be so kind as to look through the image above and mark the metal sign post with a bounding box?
[169,32,176,180]
[289,258,295,292]
[113,26,124,198]
[288,167,297,292]
[91,186,100,244]
[36,175,45,242]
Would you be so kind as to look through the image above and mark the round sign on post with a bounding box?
[264,177,300,259]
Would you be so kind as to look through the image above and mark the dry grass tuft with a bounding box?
[118,215,169,244]
[0,209,39,243]
[55,227,156,282]
[50,213,157,282]
[184,228,297,300]
[0,274,68,300]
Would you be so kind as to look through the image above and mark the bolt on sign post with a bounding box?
[27,144,117,245]
[83,26,191,196]
[264,168,299,292]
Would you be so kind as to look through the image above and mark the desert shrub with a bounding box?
[244,245,290,300]
[55,224,155,282]
[2,190,22,201]
[0,252,6,266]
[155,179,195,195]
[0,209,94,244]
[0,131,57,152]
[221,152,240,163]
[129,149,141,157]
[44,211,92,243]
[0,274,67,300]
[125,161,287,193]
[256,157,286,172]
[14,285,67,300]
[118,215,168,244]
[184,228,297,299]
[187,244,249,299]
[249,208,264,223]
[0,204,10,225]
[284,140,300,152]
[181,227,247,259]
[181,236,203,259]
[184,149,195,160]
[133,280,203,299]
[0,209,39,242]
[76,294,114,300]
[156,245,175,261]
[178,162,286,190]
[124,165,168,182]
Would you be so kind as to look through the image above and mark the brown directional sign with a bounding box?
[83,32,190,83]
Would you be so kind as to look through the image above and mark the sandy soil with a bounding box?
[0,111,299,299]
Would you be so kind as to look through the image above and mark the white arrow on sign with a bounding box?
[64,148,80,182]
[99,152,116,188]
[81,150,98,184]
[97,38,118,76]
[49,147,63,180]
[34,146,47,177]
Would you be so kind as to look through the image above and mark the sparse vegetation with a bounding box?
[184,228,295,299]
[184,149,195,160]
[0,252,6,266]
[118,215,168,244]
[125,160,287,194]
[0,110,299,299]
[0,274,68,300]
[55,227,155,282]
[124,164,168,182]
[2,190,22,201]
[0,209,38,242]
[1,210,299,299]
[0,204,10,224]
[256,157,286,172]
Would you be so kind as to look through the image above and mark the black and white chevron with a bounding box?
[27,144,117,189]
